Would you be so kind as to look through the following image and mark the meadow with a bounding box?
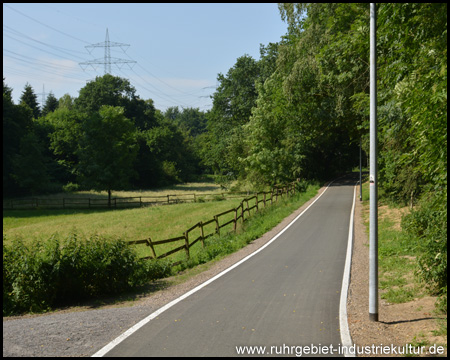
[2,179,250,262]
[3,180,311,265]
[5,199,242,258]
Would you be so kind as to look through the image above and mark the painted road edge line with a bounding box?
[339,184,356,357]
[91,181,334,357]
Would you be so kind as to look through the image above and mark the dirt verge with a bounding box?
[347,193,447,357]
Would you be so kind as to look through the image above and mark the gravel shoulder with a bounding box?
[347,193,447,357]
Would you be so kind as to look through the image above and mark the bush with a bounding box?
[3,233,172,316]
[402,189,447,311]
[62,182,80,192]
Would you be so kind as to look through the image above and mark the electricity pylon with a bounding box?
[37,84,48,108]
[79,28,136,74]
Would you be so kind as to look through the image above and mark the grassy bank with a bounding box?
[360,180,447,339]
[361,180,426,303]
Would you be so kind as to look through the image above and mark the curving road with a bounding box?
[96,175,357,357]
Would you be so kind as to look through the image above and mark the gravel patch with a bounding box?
[3,307,156,357]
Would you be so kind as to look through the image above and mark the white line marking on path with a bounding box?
[92,180,342,357]
[339,184,356,357]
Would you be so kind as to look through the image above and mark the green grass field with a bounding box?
[3,197,244,261]
[3,180,315,267]
[5,174,315,259]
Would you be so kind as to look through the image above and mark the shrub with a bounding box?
[62,182,80,192]
[3,233,172,316]
[402,189,447,311]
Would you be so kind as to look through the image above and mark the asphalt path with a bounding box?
[99,176,357,357]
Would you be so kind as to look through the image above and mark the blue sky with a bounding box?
[3,3,288,112]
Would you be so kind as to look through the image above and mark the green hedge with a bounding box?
[3,233,172,316]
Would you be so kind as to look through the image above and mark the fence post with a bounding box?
[167,195,170,204]
[234,208,238,231]
[214,215,220,235]
[263,192,266,207]
[200,221,205,247]
[148,237,157,258]
[256,193,259,212]
[241,202,244,222]
[184,231,190,259]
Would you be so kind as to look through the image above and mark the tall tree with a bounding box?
[75,74,157,130]
[11,131,50,195]
[41,91,59,116]
[76,105,139,206]
[145,117,199,185]
[3,80,33,196]
[58,93,75,110]
[19,83,40,119]
[46,108,88,185]
[165,107,207,138]
[207,55,260,175]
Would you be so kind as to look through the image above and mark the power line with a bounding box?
[4,49,86,75]
[4,55,90,84]
[4,4,214,111]
[4,25,91,59]
[3,32,89,64]
[128,68,192,107]
[4,4,91,45]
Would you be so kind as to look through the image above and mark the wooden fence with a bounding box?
[2,192,246,210]
[128,181,298,266]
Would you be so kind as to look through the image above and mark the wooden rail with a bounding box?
[128,181,298,266]
[2,192,248,210]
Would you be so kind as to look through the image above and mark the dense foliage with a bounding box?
[271,2,447,309]
[3,75,206,197]
[3,234,172,315]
